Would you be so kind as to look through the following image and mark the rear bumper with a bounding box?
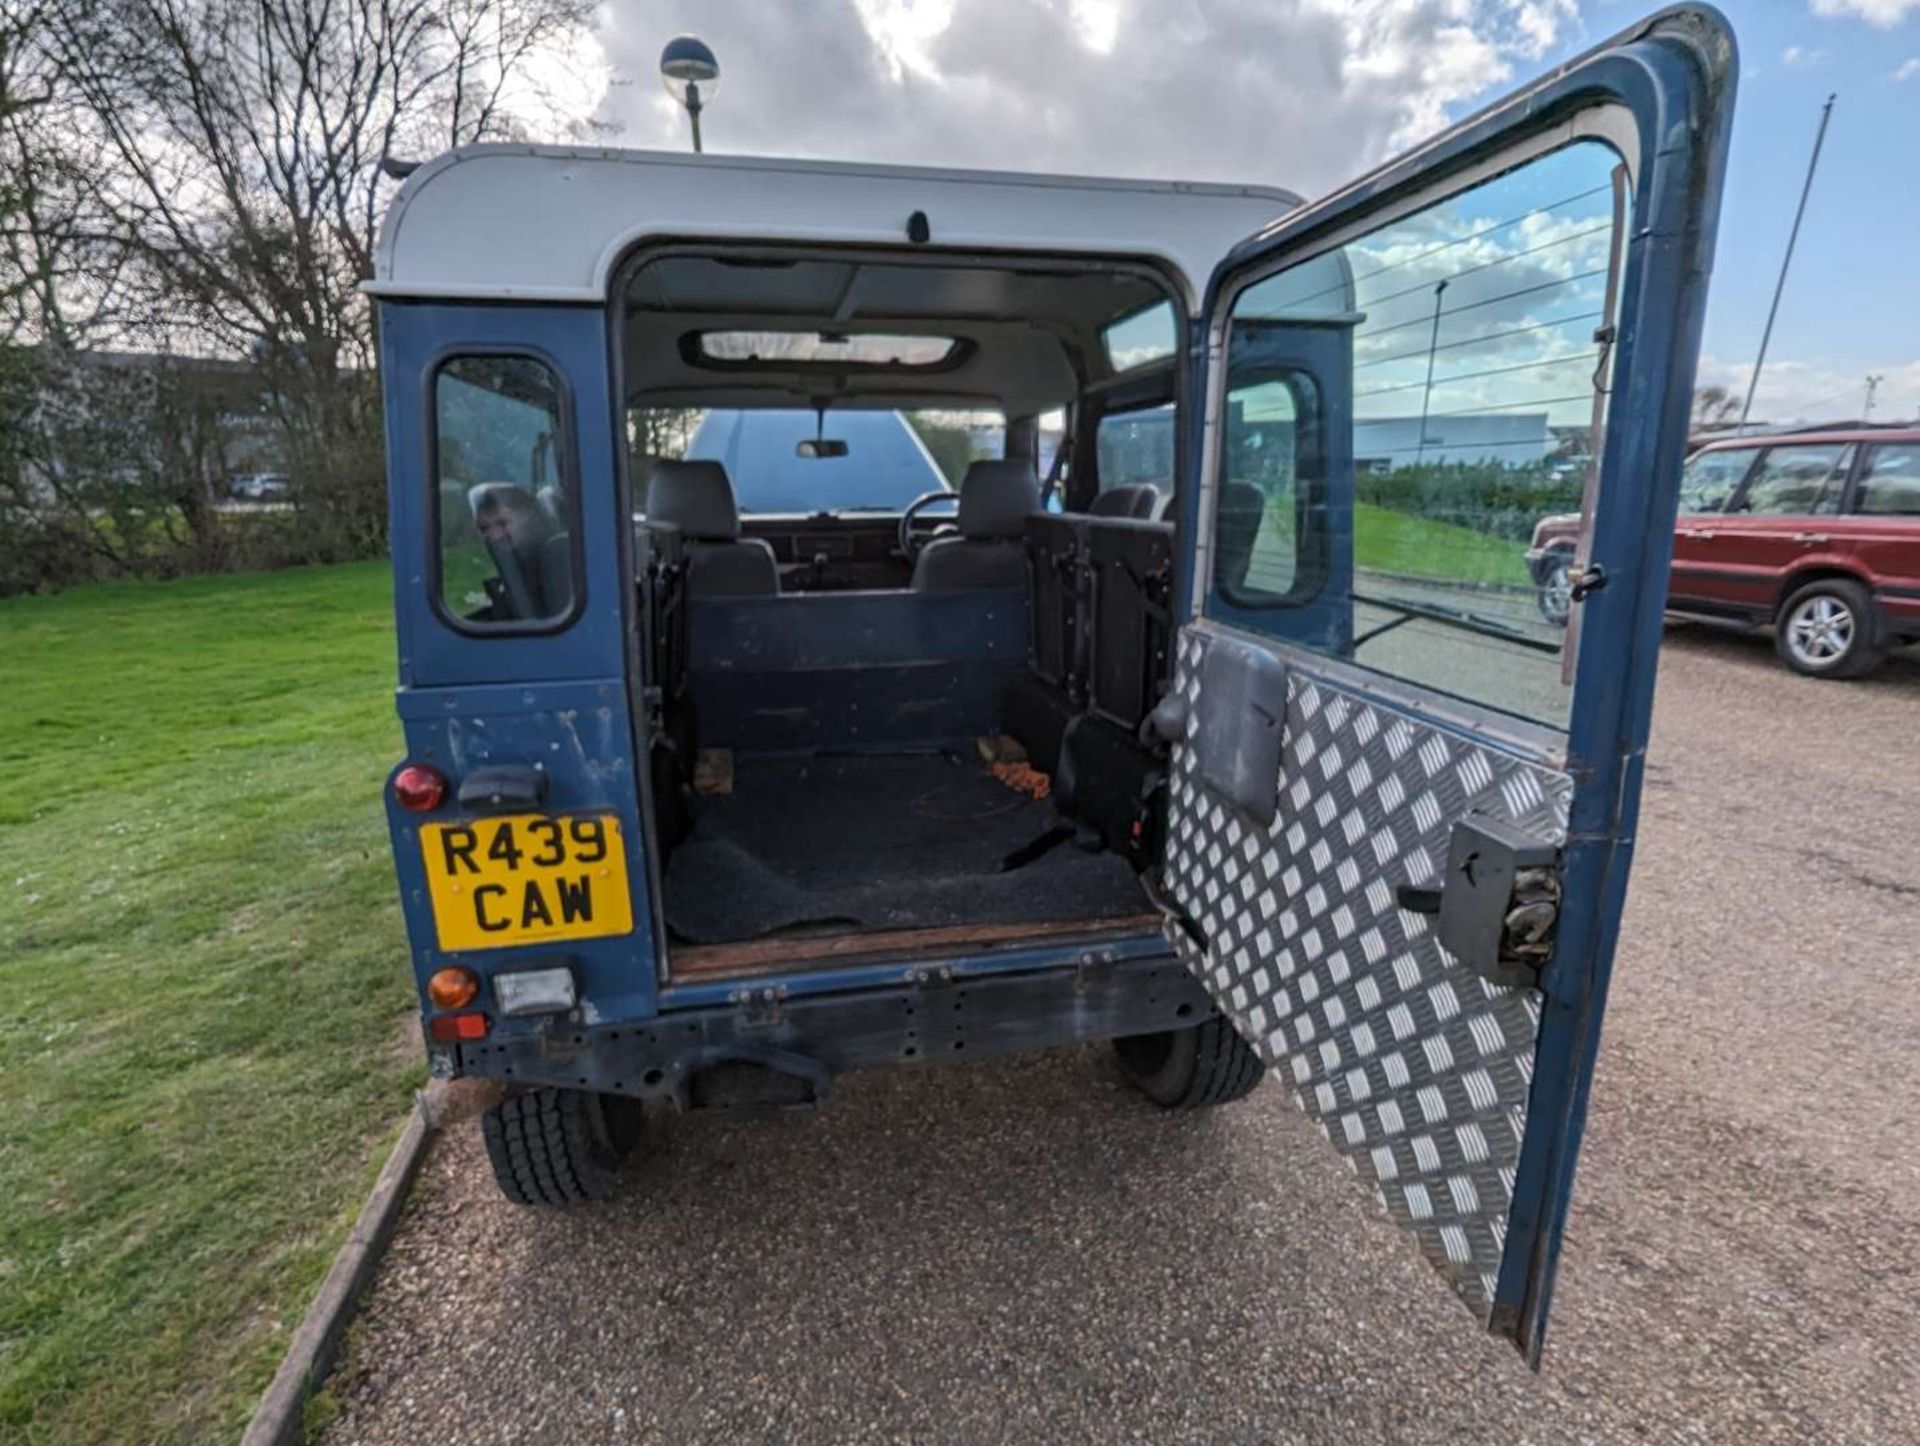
[450,949,1211,1107]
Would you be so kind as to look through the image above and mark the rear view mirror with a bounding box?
[796,438,849,459]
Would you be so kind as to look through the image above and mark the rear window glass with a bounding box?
[433,354,575,628]
[1205,137,1628,731]
[1739,444,1851,516]
[1103,301,1176,371]
[1855,443,1920,515]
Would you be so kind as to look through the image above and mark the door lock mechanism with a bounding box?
[1397,814,1561,989]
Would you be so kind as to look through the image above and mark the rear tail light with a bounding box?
[427,1012,489,1043]
[392,763,447,812]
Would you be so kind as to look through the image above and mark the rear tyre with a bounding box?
[481,1087,639,1207]
[1775,577,1883,679]
[1113,1015,1265,1109]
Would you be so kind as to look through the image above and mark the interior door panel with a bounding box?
[1165,629,1572,1318]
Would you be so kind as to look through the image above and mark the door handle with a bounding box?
[457,764,548,813]
[1793,532,1829,544]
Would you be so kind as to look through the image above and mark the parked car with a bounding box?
[228,471,290,500]
[1527,428,1920,677]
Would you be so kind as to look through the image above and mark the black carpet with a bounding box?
[662,751,1150,945]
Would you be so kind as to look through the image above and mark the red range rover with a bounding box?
[1527,428,1920,678]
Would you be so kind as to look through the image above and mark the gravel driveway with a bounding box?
[323,626,1920,1444]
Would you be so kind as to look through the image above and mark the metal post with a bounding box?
[1863,374,1882,420]
[1738,93,1835,433]
[685,82,704,153]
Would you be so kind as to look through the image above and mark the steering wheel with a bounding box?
[897,490,960,561]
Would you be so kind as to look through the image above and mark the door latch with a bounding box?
[1397,814,1561,989]
[1568,563,1607,603]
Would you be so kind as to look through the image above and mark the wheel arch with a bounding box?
[1775,564,1879,618]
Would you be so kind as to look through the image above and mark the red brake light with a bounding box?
[392,763,447,812]
[427,1012,489,1043]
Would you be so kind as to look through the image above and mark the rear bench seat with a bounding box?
[1003,512,1176,867]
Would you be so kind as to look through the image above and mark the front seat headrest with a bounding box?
[955,460,1039,539]
[1089,483,1161,519]
[645,459,741,541]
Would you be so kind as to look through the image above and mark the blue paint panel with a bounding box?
[1180,6,1737,1361]
[380,302,629,689]
[379,301,660,1026]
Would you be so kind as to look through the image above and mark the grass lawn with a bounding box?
[0,563,419,1444]
[1352,502,1534,588]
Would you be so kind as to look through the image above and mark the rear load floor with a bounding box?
[662,751,1150,946]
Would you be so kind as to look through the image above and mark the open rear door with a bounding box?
[1160,7,1734,1362]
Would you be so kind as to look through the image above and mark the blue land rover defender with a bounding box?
[374,8,1733,1362]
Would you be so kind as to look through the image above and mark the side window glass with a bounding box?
[434,355,574,627]
[1095,402,1175,497]
[1677,447,1758,513]
[1855,443,1920,516]
[1738,444,1851,517]
[1102,301,1176,371]
[1207,138,1627,729]
[1217,376,1316,599]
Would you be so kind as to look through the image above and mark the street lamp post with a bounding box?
[660,35,720,154]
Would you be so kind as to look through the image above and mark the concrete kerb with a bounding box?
[241,1079,450,1446]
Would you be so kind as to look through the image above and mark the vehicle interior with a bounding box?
[617,246,1218,977]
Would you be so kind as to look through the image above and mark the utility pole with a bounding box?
[1739,93,1836,433]
[1414,278,1448,467]
[1863,373,1883,420]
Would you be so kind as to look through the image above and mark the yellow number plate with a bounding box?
[419,812,633,952]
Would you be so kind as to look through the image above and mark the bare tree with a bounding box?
[23,0,601,560]
[1692,384,1742,431]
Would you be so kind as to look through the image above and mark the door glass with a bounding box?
[434,355,573,627]
[1103,300,1177,371]
[1096,402,1176,498]
[1739,444,1852,516]
[1855,443,1920,515]
[1218,377,1316,599]
[1677,446,1759,513]
[1208,139,1627,729]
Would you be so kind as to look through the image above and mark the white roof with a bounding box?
[368,145,1300,306]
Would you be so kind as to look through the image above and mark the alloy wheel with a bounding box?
[1785,593,1855,668]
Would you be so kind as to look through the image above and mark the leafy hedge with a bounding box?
[1355,460,1584,543]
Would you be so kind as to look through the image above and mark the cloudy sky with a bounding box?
[575,0,1920,424]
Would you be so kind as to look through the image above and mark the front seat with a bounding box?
[1088,483,1161,519]
[644,459,779,597]
[910,460,1038,591]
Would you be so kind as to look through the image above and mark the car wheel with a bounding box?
[1535,551,1573,628]
[1113,1015,1264,1109]
[1775,577,1884,679]
[481,1087,641,1206]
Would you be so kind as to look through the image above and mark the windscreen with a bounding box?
[633,408,1005,513]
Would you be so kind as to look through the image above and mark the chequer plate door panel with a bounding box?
[1162,625,1573,1320]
